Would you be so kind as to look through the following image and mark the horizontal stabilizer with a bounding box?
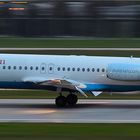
[91,91,102,96]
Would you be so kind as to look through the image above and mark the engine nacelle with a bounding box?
[107,63,140,81]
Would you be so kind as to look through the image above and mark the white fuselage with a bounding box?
[0,54,140,92]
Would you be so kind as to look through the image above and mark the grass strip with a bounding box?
[0,123,140,140]
[0,50,140,58]
[0,37,140,48]
[0,90,140,99]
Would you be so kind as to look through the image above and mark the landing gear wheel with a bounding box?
[66,94,78,106]
[55,96,67,107]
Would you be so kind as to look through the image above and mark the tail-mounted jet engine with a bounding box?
[107,63,140,81]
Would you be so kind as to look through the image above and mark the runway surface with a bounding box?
[0,48,140,51]
[0,99,140,123]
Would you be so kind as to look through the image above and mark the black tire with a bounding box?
[55,96,67,107]
[66,94,78,106]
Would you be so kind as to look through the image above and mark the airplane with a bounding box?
[0,54,140,107]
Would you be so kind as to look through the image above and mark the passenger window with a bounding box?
[62,67,65,71]
[3,66,6,69]
[92,68,95,72]
[42,67,45,70]
[30,66,33,70]
[25,66,27,70]
[87,68,90,72]
[13,66,16,70]
[50,67,53,71]
[77,68,80,71]
[57,67,60,71]
[35,67,38,70]
[8,66,11,70]
[67,67,70,71]
[97,68,100,72]
[72,68,75,71]
[102,68,105,72]
[82,68,85,72]
[19,66,22,70]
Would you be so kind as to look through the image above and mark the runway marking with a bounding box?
[0,119,140,123]
[78,100,111,104]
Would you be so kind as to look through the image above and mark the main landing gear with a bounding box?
[55,94,78,107]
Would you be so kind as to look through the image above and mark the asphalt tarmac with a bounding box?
[0,99,139,123]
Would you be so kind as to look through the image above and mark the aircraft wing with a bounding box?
[22,77,88,97]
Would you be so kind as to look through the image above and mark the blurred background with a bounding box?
[0,0,140,38]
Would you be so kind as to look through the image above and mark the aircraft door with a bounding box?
[40,63,46,74]
[48,63,54,74]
